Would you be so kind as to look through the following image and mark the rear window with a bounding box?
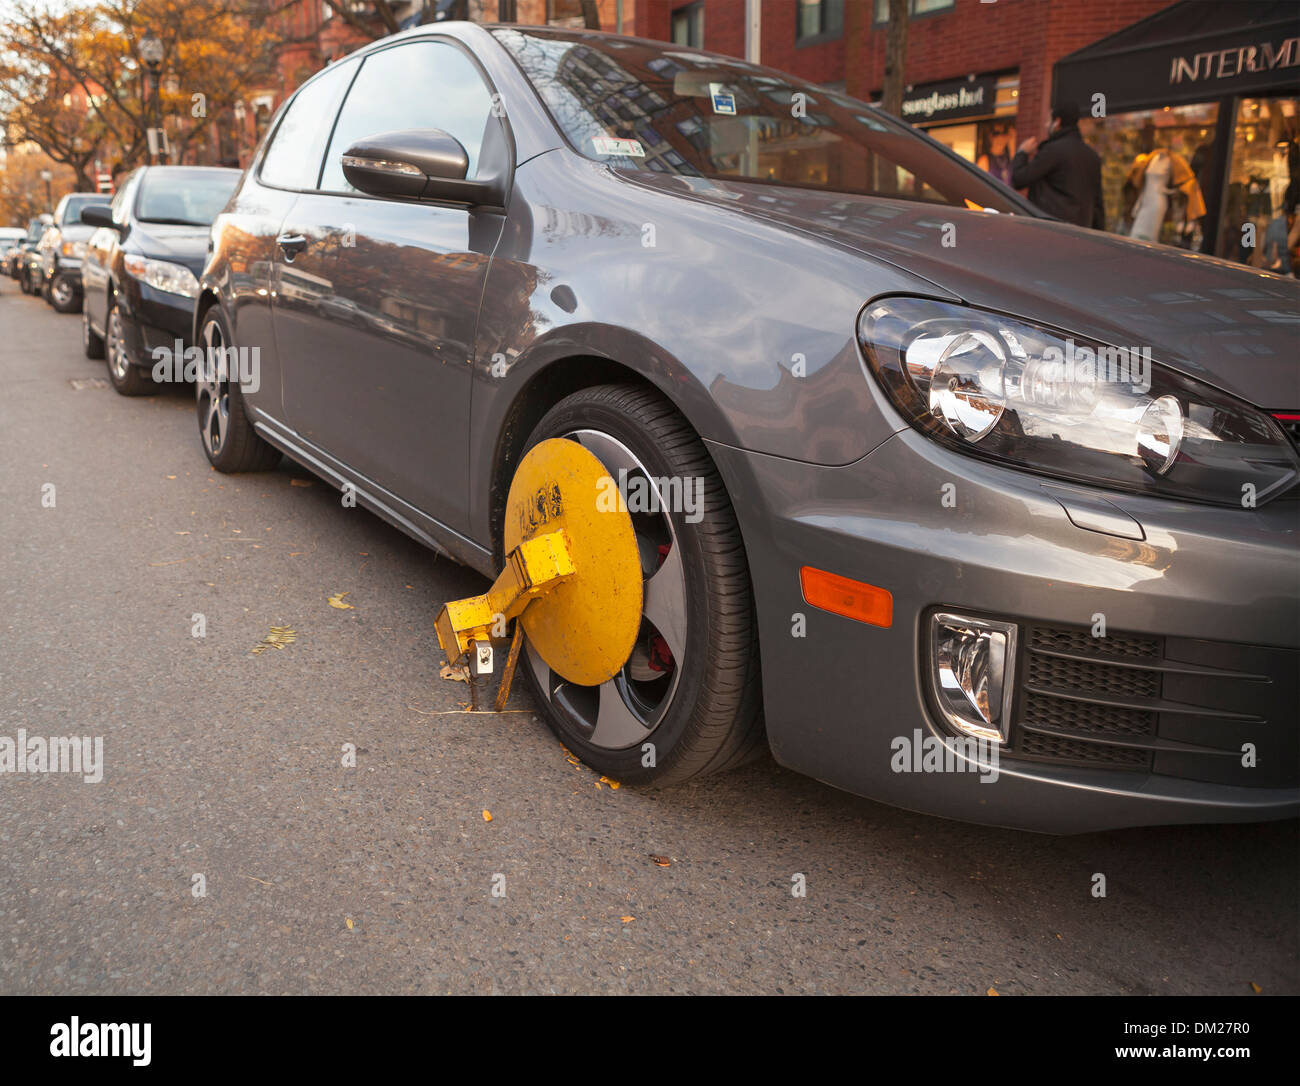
[61,194,109,226]
[136,170,241,226]
[493,27,1020,211]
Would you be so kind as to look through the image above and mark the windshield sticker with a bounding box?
[709,83,737,115]
[591,136,646,158]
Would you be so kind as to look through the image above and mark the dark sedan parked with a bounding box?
[82,166,241,395]
[12,215,52,292]
[37,191,112,312]
[194,23,1299,833]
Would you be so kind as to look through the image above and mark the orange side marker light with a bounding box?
[800,567,892,628]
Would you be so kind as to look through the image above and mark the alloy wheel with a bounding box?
[196,318,230,457]
[106,307,129,380]
[521,429,688,750]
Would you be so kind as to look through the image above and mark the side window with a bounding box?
[259,58,359,190]
[320,41,494,194]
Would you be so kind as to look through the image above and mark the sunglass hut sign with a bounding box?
[904,82,982,119]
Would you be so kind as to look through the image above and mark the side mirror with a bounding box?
[80,205,119,230]
[341,128,504,208]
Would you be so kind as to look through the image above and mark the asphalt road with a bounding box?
[1,281,1296,996]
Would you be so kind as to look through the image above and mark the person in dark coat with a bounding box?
[1011,102,1105,229]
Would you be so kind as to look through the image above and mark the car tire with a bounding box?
[104,298,155,396]
[82,308,105,359]
[50,273,81,313]
[19,267,32,294]
[516,383,765,787]
[196,307,280,472]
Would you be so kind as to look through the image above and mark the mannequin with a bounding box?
[1124,146,1206,243]
[1129,149,1172,241]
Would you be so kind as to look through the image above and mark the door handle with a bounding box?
[276,233,307,260]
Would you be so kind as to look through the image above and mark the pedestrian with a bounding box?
[1010,102,1105,230]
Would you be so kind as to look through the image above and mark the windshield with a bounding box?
[493,27,1021,211]
[136,169,241,226]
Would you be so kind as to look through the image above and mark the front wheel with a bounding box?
[517,384,764,786]
[104,299,155,396]
[195,307,281,472]
[82,308,105,359]
[50,273,80,313]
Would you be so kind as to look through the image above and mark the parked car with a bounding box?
[81,165,241,395]
[12,215,52,291]
[194,23,1299,833]
[37,191,112,312]
[0,227,26,269]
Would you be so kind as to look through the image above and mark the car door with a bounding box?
[85,172,138,334]
[218,57,359,423]
[273,38,505,536]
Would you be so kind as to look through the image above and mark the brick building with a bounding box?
[633,1,1172,157]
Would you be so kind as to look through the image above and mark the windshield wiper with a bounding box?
[138,217,206,226]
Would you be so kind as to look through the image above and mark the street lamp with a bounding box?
[39,168,53,212]
[138,30,164,164]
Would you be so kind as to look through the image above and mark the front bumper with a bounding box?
[116,283,196,370]
[709,429,1299,833]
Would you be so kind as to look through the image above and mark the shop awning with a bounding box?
[1054,0,1300,113]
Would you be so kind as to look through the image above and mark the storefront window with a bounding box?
[1216,96,1298,269]
[1080,102,1217,251]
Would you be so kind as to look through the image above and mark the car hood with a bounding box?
[128,223,211,278]
[636,173,1300,409]
[59,223,99,243]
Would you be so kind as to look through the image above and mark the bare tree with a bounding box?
[881,0,909,118]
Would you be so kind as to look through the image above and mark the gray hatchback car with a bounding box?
[195,23,1299,833]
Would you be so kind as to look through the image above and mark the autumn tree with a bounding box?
[1,0,278,175]
[0,152,77,224]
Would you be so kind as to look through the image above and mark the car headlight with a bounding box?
[859,297,1298,507]
[60,240,87,259]
[123,255,199,299]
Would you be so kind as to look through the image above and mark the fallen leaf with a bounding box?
[290,478,313,487]
[440,662,470,683]
[650,855,670,867]
[251,626,297,654]
[327,592,354,610]
[1250,981,1261,993]
[166,475,176,479]
[986,987,999,996]
[482,809,493,822]
[599,775,621,790]
[345,917,354,930]
[620,916,634,923]
[175,531,190,535]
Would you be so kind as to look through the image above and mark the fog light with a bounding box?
[929,613,1017,743]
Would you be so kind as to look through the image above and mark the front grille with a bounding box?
[1001,621,1298,788]
[1027,653,1160,700]
[1022,691,1155,737]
